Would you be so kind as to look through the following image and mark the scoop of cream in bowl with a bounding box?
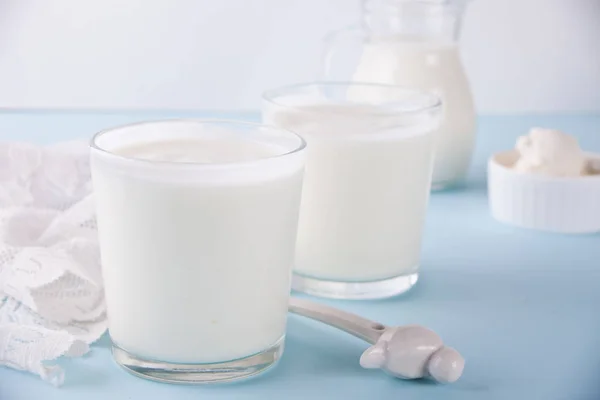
[488,127,600,233]
[514,128,590,176]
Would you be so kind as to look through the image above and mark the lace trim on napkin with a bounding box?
[0,141,107,386]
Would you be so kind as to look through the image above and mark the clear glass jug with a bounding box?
[322,0,476,190]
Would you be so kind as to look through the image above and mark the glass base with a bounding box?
[431,178,466,191]
[292,272,418,300]
[112,337,284,384]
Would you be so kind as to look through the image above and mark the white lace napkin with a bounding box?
[0,141,106,386]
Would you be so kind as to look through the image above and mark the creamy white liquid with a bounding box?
[265,104,435,281]
[91,137,303,363]
[116,139,281,163]
[349,40,476,187]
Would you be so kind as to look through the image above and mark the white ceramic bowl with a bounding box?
[488,150,600,234]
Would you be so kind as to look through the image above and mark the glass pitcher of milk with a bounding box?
[322,0,476,190]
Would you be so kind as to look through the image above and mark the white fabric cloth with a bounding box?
[0,141,106,386]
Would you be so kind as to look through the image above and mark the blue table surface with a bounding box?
[0,110,599,400]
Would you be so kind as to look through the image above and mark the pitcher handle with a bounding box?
[319,24,365,81]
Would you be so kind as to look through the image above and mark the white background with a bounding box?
[0,0,598,114]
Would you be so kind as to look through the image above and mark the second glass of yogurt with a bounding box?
[90,120,305,383]
[263,82,441,299]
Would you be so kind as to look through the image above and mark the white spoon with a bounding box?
[288,297,464,383]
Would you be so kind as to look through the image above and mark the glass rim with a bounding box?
[262,81,442,117]
[90,118,307,168]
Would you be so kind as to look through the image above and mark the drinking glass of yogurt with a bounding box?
[263,82,441,300]
[90,120,306,383]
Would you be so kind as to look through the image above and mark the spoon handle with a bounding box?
[288,297,386,344]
